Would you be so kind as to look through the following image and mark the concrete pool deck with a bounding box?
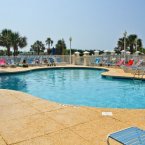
[0,66,145,145]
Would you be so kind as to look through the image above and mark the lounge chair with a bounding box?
[18,59,28,67]
[125,59,134,67]
[116,59,125,66]
[120,59,134,72]
[43,58,49,65]
[106,58,116,66]
[48,57,56,66]
[102,57,108,66]
[27,58,36,66]
[7,58,17,67]
[22,59,28,67]
[122,59,143,73]
[34,57,41,66]
[107,127,145,145]
[0,58,7,67]
[132,60,143,69]
[95,58,101,66]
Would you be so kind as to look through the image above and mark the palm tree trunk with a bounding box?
[38,49,40,55]
[7,47,10,56]
[48,44,50,55]
[16,48,19,56]
[14,47,17,56]
[14,49,16,56]
[130,44,134,54]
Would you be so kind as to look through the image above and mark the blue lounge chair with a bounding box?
[106,58,116,66]
[107,127,145,145]
[27,58,36,66]
[95,58,101,65]
[48,57,56,66]
[6,58,16,67]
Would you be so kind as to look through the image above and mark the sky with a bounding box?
[0,0,145,51]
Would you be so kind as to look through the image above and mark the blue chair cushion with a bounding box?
[108,127,145,145]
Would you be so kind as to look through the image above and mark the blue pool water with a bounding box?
[0,68,145,109]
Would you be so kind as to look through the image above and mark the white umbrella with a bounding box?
[110,50,115,55]
[74,51,80,56]
[94,50,99,56]
[74,51,80,54]
[121,50,126,53]
[126,51,130,55]
[83,51,89,54]
[94,50,99,53]
[0,47,7,51]
[135,51,140,54]
[104,50,109,53]
[110,50,115,53]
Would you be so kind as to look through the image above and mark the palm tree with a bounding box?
[31,40,45,55]
[18,36,27,54]
[0,29,13,56]
[55,39,66,55]
[117,38,124,51]
[51,40,53,46]
[127,34,137,54]
[136,38,143,51]
[116,34,143,54]
[11,32,27,56]
[46,37,53,54]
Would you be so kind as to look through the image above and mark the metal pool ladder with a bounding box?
[133,67,145,80]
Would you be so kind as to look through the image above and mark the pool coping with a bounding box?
[0,65,107,73]
[0,65,133,77]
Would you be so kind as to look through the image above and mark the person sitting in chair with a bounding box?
[22,59,28,67]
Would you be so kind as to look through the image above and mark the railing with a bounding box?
[0,54,145,66]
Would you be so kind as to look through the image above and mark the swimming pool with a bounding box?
[0,68,145,109]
